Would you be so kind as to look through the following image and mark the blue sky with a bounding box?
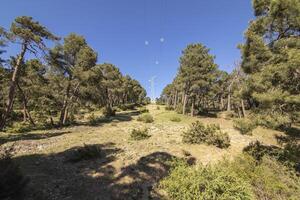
[1,0,254,98]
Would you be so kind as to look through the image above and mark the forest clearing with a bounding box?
[1,0,300,199]
[1,104,296,199]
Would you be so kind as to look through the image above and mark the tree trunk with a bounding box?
[190,99,194,117]
[227,94,231,112]
[183,94,188,115]
[237,106,242,118]
[23,105,27,122]
[17,82,35,126]
[0,43,27,130]
[220,96,224,110]
[60,80,71,125]
[173,90,178,109]
[241,99,246,117]
[62,106,68,125]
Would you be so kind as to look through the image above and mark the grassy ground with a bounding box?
[0,104,286,199]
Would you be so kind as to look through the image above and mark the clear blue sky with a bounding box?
[1,0,254,98]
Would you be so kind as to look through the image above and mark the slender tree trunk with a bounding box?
[190,99,194,117]
[0,43,27,130]
[174,90,178,109]
[237,106,242,118]
[241,99,246,117]
[183,94,188,115]
[220,96,224,110]
[227,94,231,112]
[181,92,185,104]
[62,106,68,124]
[17,82,35,126]
[23,105,27,122]
[60,80,71,125]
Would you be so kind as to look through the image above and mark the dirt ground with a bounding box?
[0,105,285,200]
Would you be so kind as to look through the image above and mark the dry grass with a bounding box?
[0,104,286,199]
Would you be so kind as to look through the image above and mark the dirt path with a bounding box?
[0,105,283,199]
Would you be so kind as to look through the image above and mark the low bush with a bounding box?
[137,113,154,123]
[175,103,182,114]
[233,118,257,135]
[182,121,230,148]
[165,106,174,111]
[102,107,116,117]
[67,144,103,162]
[255,112,292,130]
[170,116,181,122]
[118,103,136,111]
[159,155,300,200]
[130,128,151,140]
[138,107,149,113]
[243,141,300,172]
[87,113,98,126]
[6,122,32,133]
[0,147,29,199]
[156,106,160,110]
[159,158,254,200]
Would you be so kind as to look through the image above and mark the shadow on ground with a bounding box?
[276,126,300,145]
[10,143,177,200]
[0,131,71,145]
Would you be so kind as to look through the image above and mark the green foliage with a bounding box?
[67,144,103,162]
[0,147,29,199]
[118,103,136,111]
[175,103,183,114]
[160,155,300,200]
[87,113,98,126]
[102,107,116,117]
[159,158,254,200]
[138,107,149,113]
[182,121,230,148]
[255,112,292,129]
[233,118,257,135]
[170,116,181,122]
[165,106,174,111]
[243,141,300,173]
[6,122,32,133]
[130,128,151,140]
[137,113,154,123]
[228,155,300,200]
[240,0,300,126]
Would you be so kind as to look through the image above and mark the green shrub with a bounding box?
[0,147,29,199]
[228,155,300,200]
[118,103,136,111]
[87,113,97,126]
[130,128,151,140]
[182,121,230,148]
[160,155,300,200]
[255,112,292,129]
[138,107,149,113]
[159,159,254,200]
[233,118,257,135]
[243,141,300,172]
[6,122,32,133]
[102,107,116,117]
[170,116,181,122]
[67,144,103,162]
[156,106,160,110]
[137,113,154,123]
[165,106,174,111]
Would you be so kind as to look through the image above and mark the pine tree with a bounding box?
[0,16,58,130]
